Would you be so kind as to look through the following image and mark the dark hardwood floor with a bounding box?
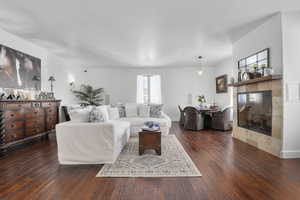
[1,123,300,200]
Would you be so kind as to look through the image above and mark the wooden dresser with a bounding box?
[0,100,61,155]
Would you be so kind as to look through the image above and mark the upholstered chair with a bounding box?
[211,106,233,131]
[183,106,204,131]
[178,105,185,126]
[61,106,71,121]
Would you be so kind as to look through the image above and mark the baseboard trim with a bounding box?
[280,150,300,159]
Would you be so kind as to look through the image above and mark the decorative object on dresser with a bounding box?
[48,76,56,92]
[0,100,61,155]
[216,75,228,93]
[32,75,41,91]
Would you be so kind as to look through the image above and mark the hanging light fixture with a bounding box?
[197,56,204,76]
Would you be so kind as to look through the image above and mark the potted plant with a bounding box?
[198,95,206,107]
[72,84,104,106]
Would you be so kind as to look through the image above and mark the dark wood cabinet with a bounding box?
[0,100,61,155]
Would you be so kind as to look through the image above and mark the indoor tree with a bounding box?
[72,84,104,106]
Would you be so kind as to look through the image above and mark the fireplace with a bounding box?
[237,90,272,136]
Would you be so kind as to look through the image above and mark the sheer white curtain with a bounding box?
[136,75,162,104]
[136,75,145,104]
[150,75,162,104]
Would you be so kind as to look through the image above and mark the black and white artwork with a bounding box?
[0,44,41,90]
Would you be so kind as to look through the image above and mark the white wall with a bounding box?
[233,13,283,78]
[281,11,300,158]
[47,64,216,121]
[0,26,216,121]
[213,57,234,108]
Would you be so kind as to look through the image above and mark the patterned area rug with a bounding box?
[96,135,202,177]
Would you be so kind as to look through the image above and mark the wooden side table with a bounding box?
[139,130,161,155]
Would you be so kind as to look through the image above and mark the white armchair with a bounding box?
[56,121,130,165]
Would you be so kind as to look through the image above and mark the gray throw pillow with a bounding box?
[116,103,126,118]
[149,104,163,118]
[89,107,104,122]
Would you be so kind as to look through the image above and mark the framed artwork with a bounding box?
[216,75,228,93]
[0,44,41,90]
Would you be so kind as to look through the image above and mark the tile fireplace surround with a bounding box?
[232,80,283,157]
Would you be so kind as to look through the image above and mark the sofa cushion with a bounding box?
[149,104,163,118]
[117,117,171,128]
[108,107,120,120]
[138,104,150,117]
[69,108,91,122]
[89,107,104,122]
[125,103,138,117]
[115,103,126,117]
[96,105,110,121]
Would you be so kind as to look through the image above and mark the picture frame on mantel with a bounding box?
[216,75,228,93]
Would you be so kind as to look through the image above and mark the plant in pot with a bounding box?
[198,95,206,108]
[72,84,104,106]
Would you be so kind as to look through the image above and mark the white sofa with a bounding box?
[117,111,171,136]
[56,121,130,164]
[56,105,172,165]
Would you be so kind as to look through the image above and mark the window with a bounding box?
[137,75,162,104]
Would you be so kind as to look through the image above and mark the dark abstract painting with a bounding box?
[0,44,41,90]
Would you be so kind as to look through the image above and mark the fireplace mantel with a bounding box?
[228,75,282,87]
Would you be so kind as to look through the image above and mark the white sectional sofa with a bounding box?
[56,121,130,164]
[56,104,171,165]
[117,111,171,136]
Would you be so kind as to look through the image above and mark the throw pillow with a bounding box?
[96,105,110,121]
[69,108,91,122]
[125,103,138,117]
[89,107,104,122]
[149,104,163,118]
[115,103,126,117]
[138,104,150,117]
[67,104,83,113]
[108,107,120,120]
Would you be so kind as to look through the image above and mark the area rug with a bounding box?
[96,135,202,177]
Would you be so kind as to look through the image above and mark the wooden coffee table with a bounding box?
[139,130,161,155]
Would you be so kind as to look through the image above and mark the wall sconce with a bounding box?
[69,81,75,91]
[48,76,56,92]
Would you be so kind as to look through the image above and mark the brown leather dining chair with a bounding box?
[211,106,233,131]
[178,105,185,126]
[183,106,204,131]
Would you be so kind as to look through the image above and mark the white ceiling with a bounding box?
[0,0,299,68]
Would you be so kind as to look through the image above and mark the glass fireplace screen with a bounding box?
[237,90,272,136]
